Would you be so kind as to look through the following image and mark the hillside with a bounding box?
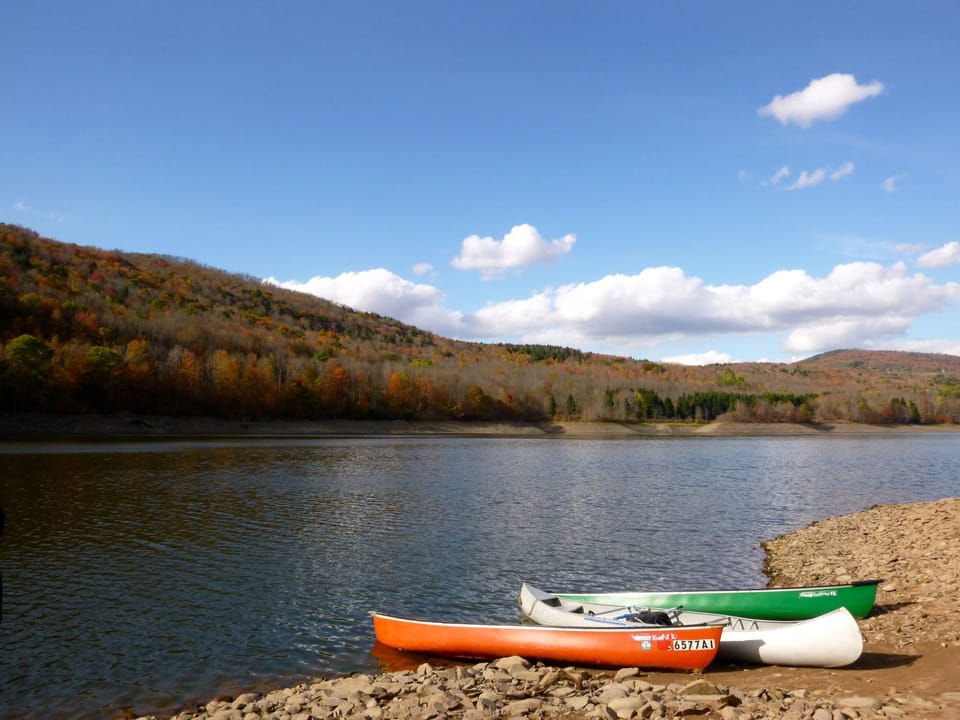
[2,223,959,426]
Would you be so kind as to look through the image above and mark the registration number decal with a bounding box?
[632,632,715,652]
[799,590,837,598]
[671,638,716,651]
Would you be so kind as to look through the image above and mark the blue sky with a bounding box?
[4,2,959,364]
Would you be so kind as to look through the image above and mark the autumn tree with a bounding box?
[384,371,410,417]
[1,333,54,410]
[82,345,124,410]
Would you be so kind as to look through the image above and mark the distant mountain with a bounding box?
[2,223,958,425]
[802,348,960,374]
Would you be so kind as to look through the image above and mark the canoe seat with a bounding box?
[539,596,585,613]
[627,609,675,626]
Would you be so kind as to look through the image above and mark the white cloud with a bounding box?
[458,261,960,358]
[451,224,576,279]
[412,262,433,276]
[469,293,556,337]
[783,315,914,355]
[917,241,960,268]
[267,259,960,362]
[14,199,35,212]
[661,350,736,366]
[830,161,855,180]
[265,269,464,335]
[763,165,791,186]
[788,168,827,190]
[786,162,854,190]
[741,261,957,353]
[882,174,906,193]
[758,73,885,128]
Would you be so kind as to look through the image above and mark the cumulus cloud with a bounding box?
[759,73,885,128]
[265,269,464,335]
[917,241,960,268]
[661,350,736,366]
[458,261,960,358]
[267,259,960,362]
[469,293,557,337]
[451,224,576,279]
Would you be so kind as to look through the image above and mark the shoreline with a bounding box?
[126,498,960,720]
[2,413,959,439]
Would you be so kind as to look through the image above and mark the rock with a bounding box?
[207,710,241,720]
[490,655,530,675]
[503,697,541,715]
[597,682,631,702]
[837,695,882,710]
[680,679,725,696]
[607,695,646,718]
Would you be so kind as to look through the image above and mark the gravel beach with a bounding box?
[127,497,960,720]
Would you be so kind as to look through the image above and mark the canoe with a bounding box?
[519,583,863,668]
[551,578,881,620]
[371,612,724,670]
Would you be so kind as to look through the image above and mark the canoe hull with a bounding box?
[372,612,723,670]
[553,580,880,620]
[716,609,862,667]
[520,583,863,668]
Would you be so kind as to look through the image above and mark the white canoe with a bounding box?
[519,582,863,668]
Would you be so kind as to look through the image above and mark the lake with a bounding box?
[1,432,958,719]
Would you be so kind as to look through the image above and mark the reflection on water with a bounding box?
[1,434,957,719]
[368,640,464,674]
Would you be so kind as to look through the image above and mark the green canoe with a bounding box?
[554,579,881,620]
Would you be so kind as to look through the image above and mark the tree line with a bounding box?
[2,223,959,425]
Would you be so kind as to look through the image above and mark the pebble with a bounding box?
[133,664,903,720]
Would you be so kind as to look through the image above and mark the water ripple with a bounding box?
[1,434,957,720]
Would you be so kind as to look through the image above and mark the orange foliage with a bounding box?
[2,223,959,425]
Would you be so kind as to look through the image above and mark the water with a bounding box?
[1,433,957,719]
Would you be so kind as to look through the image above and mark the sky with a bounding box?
[3,2,959,364]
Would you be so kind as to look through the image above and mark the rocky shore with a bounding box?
[129,497,960,720]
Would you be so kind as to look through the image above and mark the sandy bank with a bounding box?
[2,413,958,438]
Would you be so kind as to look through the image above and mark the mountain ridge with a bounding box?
[3,223,959,425]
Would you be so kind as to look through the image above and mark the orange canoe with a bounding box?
[371,612,724,670]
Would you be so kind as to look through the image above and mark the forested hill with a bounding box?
[2,223,959,425]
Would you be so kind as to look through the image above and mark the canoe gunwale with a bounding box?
[551,579,881,620]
